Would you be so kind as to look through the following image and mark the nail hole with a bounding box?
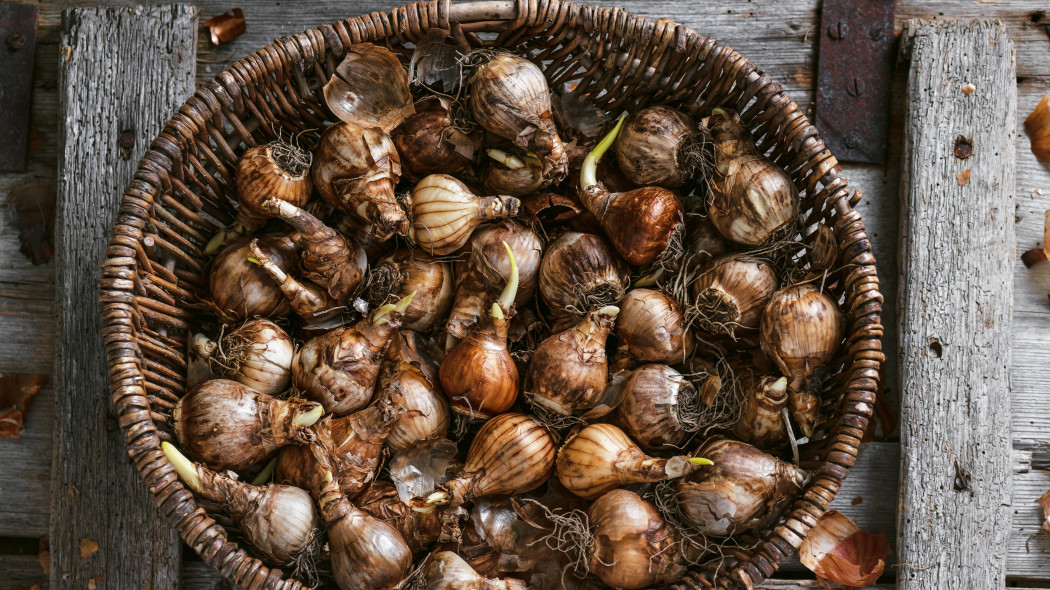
[928,338,943,358]
[1030,10,1046,24]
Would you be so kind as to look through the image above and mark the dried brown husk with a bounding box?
[614,363,714,451]
[312,122,407,240]
[587,489,686,589]
[440,305,519,418]
[555,91,612,140]
[806,223,839,274]
[357,481,446,553]
[691,253,779,336]
[415,413,555,509]
[526,306,617,418]
[293,309,403,415]
[539,232,630,333]
[521,193,585,229]
[0,373,48,440]
[468,54,568,181]
[162,443,318,566]
[393,96,481,181]
[480,150,547,197]
[799,510,888,587]
[408,174,520,256]
[447,220,542,338]
[705,109,799,246]
[675,438,806,536]
[315,469,413,590]
[408,29,469,94]
[731,371,789,450]
[617,288,694,365]
[209,234,297,322]
[365,249,454,333]
[422,551,527,590]
[1024,94,1050,162]
[556,423,700,500]
[208,142,314,255]
[324,43,414,134]
[276,397,401,499]
[172,379,321,472]
[331,211,394,262]
[614,106,701,189]
[192,319,294,396]
[759,283,845,435]
[374,331,450,453]
[248,238,342,325]
[264,198,367,303]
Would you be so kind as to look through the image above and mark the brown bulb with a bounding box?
[539,232,630,333]
[172,379,322,472]
[617,288,694,365]
[613,106,699,188]
[392,97,480,181]
[692,253,779,335]
[323,43,414,134]
[587,489,685,589]
[209,234,297,322]
[526,306,617,417]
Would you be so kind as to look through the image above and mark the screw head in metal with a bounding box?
[845,77,865,97]
[828,21,849,40]
[843,131,862,150]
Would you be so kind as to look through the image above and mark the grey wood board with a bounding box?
[50,5,197,589]
[0,385,53,538]
[895,19,1017,590]
[0,553,49,589]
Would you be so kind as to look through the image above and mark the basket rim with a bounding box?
[98,1,884,588]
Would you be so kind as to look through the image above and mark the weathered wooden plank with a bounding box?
[0,553,49,589]
[0,384,53,538]
[50,5,196,589]
[896,19,1017,590]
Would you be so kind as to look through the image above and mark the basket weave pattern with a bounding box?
[98,1,884,588]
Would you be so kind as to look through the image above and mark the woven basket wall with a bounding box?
[98,1,885,588]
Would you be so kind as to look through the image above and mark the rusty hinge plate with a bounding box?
[0,2,38,172]
[814,0,896,165]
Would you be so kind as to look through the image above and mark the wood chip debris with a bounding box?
[0,373,49,439]
[80,538,99,559]
[203,8,246,45]
[955,169,971,186]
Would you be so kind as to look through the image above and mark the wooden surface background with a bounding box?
[0,0,1048,588]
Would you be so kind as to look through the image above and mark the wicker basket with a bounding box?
[98,1,884,588]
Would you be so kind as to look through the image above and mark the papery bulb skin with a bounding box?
[614,106,699,188]
[365,249,454,332]
[617,288,694,365]
[614,363,706,452]
[161,443,318,566]
[313,122,407,240]
[446,220,542,339]
[420,413,556,508]
[526,306,617,416]
[440,310,519,419]
[210,234,297,322]
[192,319,294,396]
[676,438,806,536]
[423,551,527,590]
[692,253,779,335]
[323,43,414,134]
[357,481,444,553]
[374,331,450,453]
[732,374,790,449]
[172,379,321,472]
[760,283,844,436]
[206,142,314,255]
[556,423,700,500]
[539,232,630,333]
[276,398,401,499]
[579,184,684,267]
[392,97,481,181]
[587,489,686,589]
[468,55,568,182]
[316,472,413,590]
[408,174,520,256]
[263,198,367,302]
[706,108,799,246]
[293,311,403,415]
[480,151,546,197]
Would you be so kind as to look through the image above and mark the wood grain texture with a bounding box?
[0,0,1036,584]
[896,19,1017,590]
[0,385,53,538]
[50,5,196,589]
[0,553,49,589]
